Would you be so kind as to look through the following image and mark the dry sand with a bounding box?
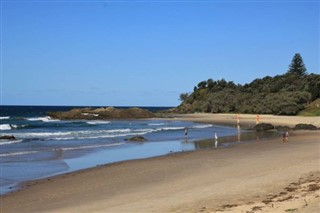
[170,113,320,128]
[1,114,319,213]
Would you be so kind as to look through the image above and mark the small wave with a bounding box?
[148,123,166,126]
[0,124,11,130]
[133,128,156,134]
[0,139,23,145]
[191,124,213,129]
[10,124,28,129]
[160,127,185,131]
[0,143,125,157]
[0,116,10,120]
[14,129,135,141]
[0,150,39,157]
[26,116,60,122]
[61,142,125,151]
[106,128,131,133]
[87,121,111,125]
[23,132,71,137]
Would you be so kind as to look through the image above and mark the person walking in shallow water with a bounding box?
[214,133,218,148]
[282,131,289,143]
[184,127,188,138]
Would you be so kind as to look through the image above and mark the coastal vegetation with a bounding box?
[176,53,320,115]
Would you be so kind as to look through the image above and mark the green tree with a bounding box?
[179,93,189,102]
[287,53,307,76]
[197,81,207,89]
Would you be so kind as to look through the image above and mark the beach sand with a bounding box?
[1,114,319,213]
[170,113,320,128]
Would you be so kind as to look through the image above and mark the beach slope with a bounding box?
[1,130,319,213]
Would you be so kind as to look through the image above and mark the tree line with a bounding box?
[177,53,320,115]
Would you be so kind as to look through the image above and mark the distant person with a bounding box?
[282,131,289,143]
[285,131,289,142]
[184,128,188,137]
[214,133,218,148]
[256,114,260,124]
[236,114,240,125]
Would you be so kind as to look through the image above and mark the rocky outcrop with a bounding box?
[275,126,291,132]
[253,123,275,132]
[125,136,146,142]
[0,135,16,140]
[294,123,318,130]
[48,107,155,120]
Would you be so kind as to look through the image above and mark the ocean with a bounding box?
[0,105,252,195]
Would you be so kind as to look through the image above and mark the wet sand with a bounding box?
[1,114,319,213]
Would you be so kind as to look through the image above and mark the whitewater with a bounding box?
[0,105,241,195]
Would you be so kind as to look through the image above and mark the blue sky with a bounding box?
[1,1,319,106]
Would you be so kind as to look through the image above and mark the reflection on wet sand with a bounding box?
[194,130,280,150]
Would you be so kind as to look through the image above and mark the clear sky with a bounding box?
[1,1,319,107]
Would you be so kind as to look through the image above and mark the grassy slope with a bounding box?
[299,99,320,116]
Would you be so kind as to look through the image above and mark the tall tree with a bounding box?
[287,53,307,76]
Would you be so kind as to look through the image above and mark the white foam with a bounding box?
[0,139,23,145]
[0,150,39,157]
[24,132,71,137]
[87,121,111,125]
[0,116,10,120]
[106,128,131,133]
[10,124,27,129]
[26,116,59,122]
[192,124,213,129]
[13,127,156,141]
[160,127,185,131]
[134,128,156,133]
[61,142,125,151]
[148,123,166,126]
[0,124,11,130]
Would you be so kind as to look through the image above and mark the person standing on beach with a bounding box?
[236,114,240,125]
[184,127,188,138]
[256,114,260,124]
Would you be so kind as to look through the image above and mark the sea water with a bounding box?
[0,105,251,195]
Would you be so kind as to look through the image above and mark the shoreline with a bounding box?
[1,125,279,196]
[1,114,319,212]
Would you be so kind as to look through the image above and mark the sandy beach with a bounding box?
[170,113,320,128]
[1,114,319,213]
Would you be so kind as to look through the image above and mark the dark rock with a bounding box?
[125,136,146,142]
[253,123,274,132]
[0,135,16,140]
[48,107,155,120]
[294,123,318,130]
[275,126,291,132]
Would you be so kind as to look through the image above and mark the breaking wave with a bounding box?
[26,116,60,122]
[0,139,23,145]
[0,124,12,130]
[0,150,39,157]
[61,142,125,151]
[86,121,111,125]
[0,142,125,157]
[148,123,166,126]
[191,124,213,129]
